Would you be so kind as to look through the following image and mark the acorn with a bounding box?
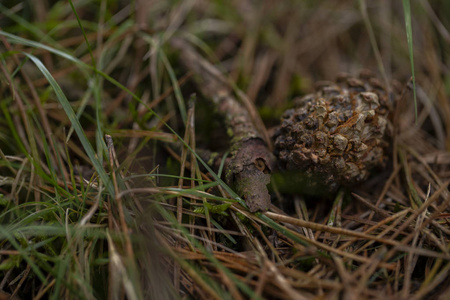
[273,71,395,193]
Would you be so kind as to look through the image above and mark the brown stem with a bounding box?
[171,38,276,212]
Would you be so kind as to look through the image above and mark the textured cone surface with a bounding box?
[273,71,393,192]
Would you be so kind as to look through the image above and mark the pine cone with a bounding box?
[273,71,395,193]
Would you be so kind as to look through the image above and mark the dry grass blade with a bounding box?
[264,211,448,259]
[1,1,450,299]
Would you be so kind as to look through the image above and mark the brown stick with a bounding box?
[171,38,276,212]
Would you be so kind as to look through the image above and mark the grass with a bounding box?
[1,1,450,299]
[402,0,418,123]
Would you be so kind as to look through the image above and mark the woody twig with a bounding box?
[171,38,276,212]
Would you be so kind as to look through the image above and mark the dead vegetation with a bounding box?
[0,1,449,299]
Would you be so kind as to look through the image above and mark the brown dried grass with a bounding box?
[0,0,449,299]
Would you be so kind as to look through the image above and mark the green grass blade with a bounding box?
[23,53,114,197]
[0,31,87,69]
[402,0,418,123]
[68,0,96,68]
[159,46,187,124]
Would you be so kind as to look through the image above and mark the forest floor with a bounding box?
[1,1,450,299]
